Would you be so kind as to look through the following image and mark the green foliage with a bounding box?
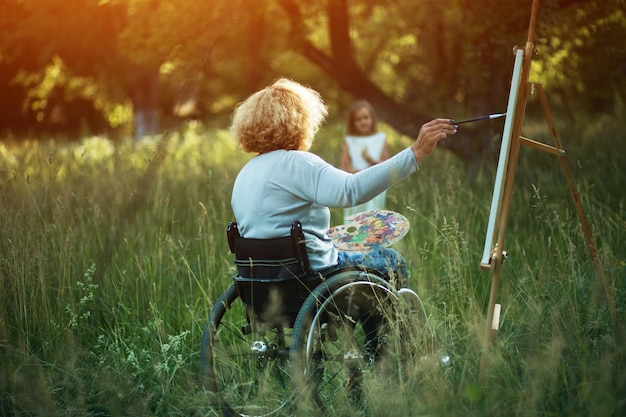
[1,0,624,140]
[0,115,624,416]
[532,0,626,113]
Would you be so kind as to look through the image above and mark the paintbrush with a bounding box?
[454,113,507,125]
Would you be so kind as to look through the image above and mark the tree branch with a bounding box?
[277,0,483,162]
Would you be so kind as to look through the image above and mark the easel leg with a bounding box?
[535,83,618,327]
[480,259,503,377]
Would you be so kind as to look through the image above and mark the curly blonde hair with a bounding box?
[230,78,328,154]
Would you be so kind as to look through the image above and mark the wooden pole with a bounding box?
[480,0,540,376]
[534,83,618,326]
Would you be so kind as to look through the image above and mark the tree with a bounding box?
[0,0,128,134]
[273,0,531,161]
[266,0,621,162]
[1,0,622,156]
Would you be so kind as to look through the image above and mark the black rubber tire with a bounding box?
[289,270,400,414]
[200,283,294,416]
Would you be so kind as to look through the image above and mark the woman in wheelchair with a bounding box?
[229,77,456,288]
[202,78,456,416]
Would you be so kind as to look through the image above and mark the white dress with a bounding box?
[343,132,387,218]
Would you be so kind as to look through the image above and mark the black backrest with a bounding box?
[226,221,319,327]
[227,221,312,279]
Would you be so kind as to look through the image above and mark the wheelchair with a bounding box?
[200,220,434,416]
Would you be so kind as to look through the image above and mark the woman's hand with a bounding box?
[411,119,457,163]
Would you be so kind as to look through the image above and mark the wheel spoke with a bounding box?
[201,284,294,416]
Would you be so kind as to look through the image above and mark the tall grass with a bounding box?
[0,114,624,416]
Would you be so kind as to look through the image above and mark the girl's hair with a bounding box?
[230,78,328,154]
[346,100,377,136]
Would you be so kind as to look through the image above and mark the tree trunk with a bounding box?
[132,66,160,139]
[279,0,484,162]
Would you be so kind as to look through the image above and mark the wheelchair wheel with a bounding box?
[290,270,411,413]
[201,283,294,416]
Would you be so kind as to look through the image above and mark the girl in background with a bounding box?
[340,100,389,220]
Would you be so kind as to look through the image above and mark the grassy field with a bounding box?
[0,113,624,416]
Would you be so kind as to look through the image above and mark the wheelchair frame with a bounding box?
[200,221,432,416]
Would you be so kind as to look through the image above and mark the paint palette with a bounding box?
[328,210,410,252]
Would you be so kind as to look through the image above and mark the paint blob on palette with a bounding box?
[328,210,410,251]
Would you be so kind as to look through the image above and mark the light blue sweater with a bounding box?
[231,147,418,269]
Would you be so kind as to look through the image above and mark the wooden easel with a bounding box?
[478,0,618,374]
